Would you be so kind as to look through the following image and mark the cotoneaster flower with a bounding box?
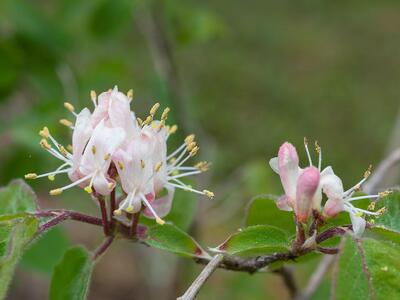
[25,86,214,225]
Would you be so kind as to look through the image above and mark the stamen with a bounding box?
[379,190,392,198]
[185,134,195,145]
[142,115,153,126]
[190,146,199,156]
[203,190,215,199]
[315,141,322,171]
[195,161,210,172]
[168,125,178,135]
[187,142,197,152]
[140,159,145,169]
[113,209,122,216]
[25,173,38,179]
[39,127,50,138]
[67,144,73,152]
[154,161,163,172]
[104,153,111,161]
[368,202,376,211]
[90,90,97,107]
[118,161,124,170]
[92,145,96,155]
[137,117,143,127]
[304,137,313,166]
[40,139,52,150]
[140,194,165,225]
[364,165,372,179]
[64,102,75,113]
[50,188,63,196]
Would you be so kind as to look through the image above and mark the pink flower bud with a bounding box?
[278,142,300,201]
[295,166,320,223]
[323,198,344,217]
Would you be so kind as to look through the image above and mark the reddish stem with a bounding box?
[92,236,114,261]
[97,196,110,236]
[129,212,141,237]
[110,189,116,222]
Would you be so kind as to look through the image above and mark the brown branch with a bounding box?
[92,236,115,261]
[177,254,223,300]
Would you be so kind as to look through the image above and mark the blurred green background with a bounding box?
[1,0,400,299]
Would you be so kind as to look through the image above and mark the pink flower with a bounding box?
[295,166,320,223]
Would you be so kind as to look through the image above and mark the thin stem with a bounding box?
[110,188,116,222]
[273,267,298,299]
[37,213,69,235]
[130,211,141,237]
[92,236,114,261]
[316,227,348,244]
[34,210,103,227]
[97,196,110,236]
[177,254,223,300]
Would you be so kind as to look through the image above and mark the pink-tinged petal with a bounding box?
[276,195,293,211]
[91,90,111,127]
[323,198,344,217]
[350,213,366,237]
[93,172,112,196]
[295,166,320,223]
[278,142,300,200]
[72,108,92,165]
[320,173,344,200]
[143,187,175,219]
[108,88,137,136]
[269,157,279,174]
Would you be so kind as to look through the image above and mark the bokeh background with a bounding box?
[1,0,400,299]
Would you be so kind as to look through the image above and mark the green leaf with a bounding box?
[21,227,71,274]
[245,195,295,234]
[0,214,39,299]
[213,225,290,257]
[0,180,38,215]
[334,236,400,300]
[49,246,93,300]
[143,223,209,259]
[366,226,400,247]
[165,189,197,230]
[374,191,400,232]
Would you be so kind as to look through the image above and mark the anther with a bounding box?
[203,190,214,199]
[304,137,308,146]
[118,161,124,170]
[59,146,68,156]
[127,89,134,101]
[364,165,372,178]
[113,209,122,216]
[90,90,97,101]
[64,102,75,112]
[25,173,38,179]
[161,107,170,120]
[67,144,73,152]
[379,190,392,198]
[169,125,178,134]
[60,119,73,127]
[126,205,134,213]
[140,160,145,169]
[190,146,199,156]
[377,207,386,216]
[150,103,160,116]
[91,145,97,155]
[154,162,163,172]
[142,115,153,126]
[48,175,55,181]
[368,202,376,211]
[137,118,143,127]
[39,127,50,138]
[156,218,165,225]
[195,161,210,172]
[50,188,63,196]
[84,186,93,194]
[108,182,114,190]
[104,153,111,161]
[40,139,52,150]
[185,134,195,145]
[186,142,197,151]
[315,141,321,153]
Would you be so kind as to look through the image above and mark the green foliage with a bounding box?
[143,223,208,259]
[0,179,37,215]
[49,246,93,300]
[334,236,400,300]
[245,195,295,234]
[21,227,71,274]
[213,225,290,257]
[164,189,197,230]
[0,215,39,299]
[374,191,400,232]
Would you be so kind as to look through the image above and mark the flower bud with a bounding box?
[295,166,320,223]
[323,198,344,217]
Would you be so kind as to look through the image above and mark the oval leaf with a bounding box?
[213,225,290,257]
[245,195,295,234]
[0,214,39,299]
[374,191,400,233]
[49,246,93,300]
[0,180,38,215]
[334,236,400,300]
[142,223,209,259]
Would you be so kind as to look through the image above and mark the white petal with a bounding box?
[350,213,366,238]
[320,173,344,200]
[269,157,279,174]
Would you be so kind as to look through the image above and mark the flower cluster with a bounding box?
[269,139,388,236]
[26,87,214,225]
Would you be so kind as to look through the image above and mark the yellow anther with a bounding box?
[142,115,153,126]
[377,207,386,216]
[126,205,134,213]
[39,127,50,138]
[113,209,122,216]
[364,165,372,179]
[368,202,376,211]
[379,190,392,198]
[157,120,165,130]
[60,119,73,127]
[185,134,195,145]
[40,139,52,150]
[195,161,210,172]
[127,89,134,101]
[137,117,143,127]
[140,159,145,169]
[186,141,197,151]
[190,146,199,156]
[104,153,111,161]
[171,170,179,176]
[84,186,93,194]
[156,218,165,225]
[169,157,176,164]
[67,144,73,152]
[50,188,63,196]
[304,136,308,146]
[150,103,160,116]
[59,145,68,156]
[161,107,170,120]
[169,125,178,135]
[64,102,75,112]
[48,175,55,181]
[203,190,215,199]
[154,161,163,172]
[90,90,97,101]
[315,141,321,153]
[91,145,96,155]
[25,173,38,179]
[108,182,114,190]
[117,161,124,170]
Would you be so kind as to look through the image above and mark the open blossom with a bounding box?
[269,139,386,235]
[26,86,214,225]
